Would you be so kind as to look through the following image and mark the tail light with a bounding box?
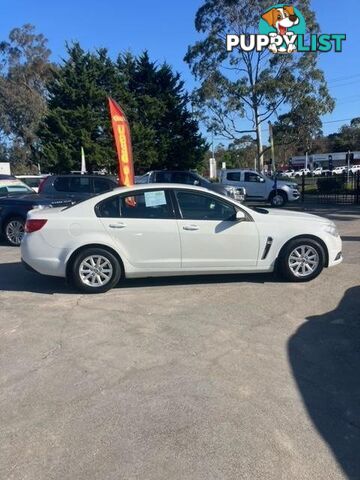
[25,219,48,233]
[38,178,46,193]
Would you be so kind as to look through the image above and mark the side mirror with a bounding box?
[193,179,200,186]
[259,177,266,183]
[236,211,246,221]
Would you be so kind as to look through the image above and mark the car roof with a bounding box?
[46,174,117,180]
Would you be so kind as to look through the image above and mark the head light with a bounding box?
[287,184,298,189]
[324,224,339,237]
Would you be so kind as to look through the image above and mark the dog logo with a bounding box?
[259,4,305,53]
[226,4,345,55]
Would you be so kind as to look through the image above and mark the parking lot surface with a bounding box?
[1,205,360,480]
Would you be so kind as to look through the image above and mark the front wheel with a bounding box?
[269,190,287,207]
[279,238,325,282]
[70,248,122,293]
[4,217,25,246]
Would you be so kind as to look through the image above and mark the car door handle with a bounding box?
[109,223,127,229]
[183,225,200,231]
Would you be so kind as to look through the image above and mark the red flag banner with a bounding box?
[108,98,135,187]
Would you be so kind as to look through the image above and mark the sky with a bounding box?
[2,0,359,149]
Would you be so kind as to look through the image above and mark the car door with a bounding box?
[174,190,259,269]
[97,189,181,270]
[243,171,266,199]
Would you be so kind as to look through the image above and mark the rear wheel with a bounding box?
[269,190,287,207]
[4,217,25,246]
[279,238,325,282]
[70,248,122,293]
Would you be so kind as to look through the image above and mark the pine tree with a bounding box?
[39,43,122,172]
[39,46,207,173]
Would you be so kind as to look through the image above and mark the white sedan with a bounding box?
[21,184,343,293]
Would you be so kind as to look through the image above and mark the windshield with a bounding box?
[0,179,34,195]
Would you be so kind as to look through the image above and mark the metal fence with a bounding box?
[293,172,360,205]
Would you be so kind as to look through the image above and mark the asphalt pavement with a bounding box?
[1,205,359,480]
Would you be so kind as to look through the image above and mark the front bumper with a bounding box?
[326,234,343,268]
[288,189,300,202]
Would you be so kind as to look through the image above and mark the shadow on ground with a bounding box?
[288,286,360,479]
[0,261,280,294]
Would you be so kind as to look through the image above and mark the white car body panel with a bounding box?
[21,184,342,280]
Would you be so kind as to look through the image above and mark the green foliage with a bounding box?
[39,47,207,173]
[327,121,360,153]
[185,0,334,167]
[0,24,53,168]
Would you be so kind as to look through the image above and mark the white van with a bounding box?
[219,169,300,207]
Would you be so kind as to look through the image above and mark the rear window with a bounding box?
[18,177,44,188]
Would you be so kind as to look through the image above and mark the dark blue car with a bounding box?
[0,175,73,246]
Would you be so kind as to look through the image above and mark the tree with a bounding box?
[273,96,324,153]
[327,119,360,153]
[185,0,335,169]
[0,24,53,167]
[38,43,121,173]
[39,47,207,173]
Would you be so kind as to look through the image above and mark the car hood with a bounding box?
[274,179,298,187]
[256,208,331,224]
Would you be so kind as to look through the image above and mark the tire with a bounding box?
[269,190,287,207]
[278,238,325,282]
[4,217,25,246]
[70,247,122,293]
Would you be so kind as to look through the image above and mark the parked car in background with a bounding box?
[312,167,332,176]
[38,174,118,201]
[16,175,49,193]
[0,175,72,246]
[280,170,295,178]
[294,168,312,177]
[332,166,347,175]
[219,169,300,207]
[136,170,246,202]
[21,183,342,293]
[350,165,360,174]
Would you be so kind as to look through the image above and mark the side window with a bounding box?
[69,177,92,193]
[171,172,192,184]
[96,196,120,218]
[93,177,113,194]
[226,172,241,182]
[120,190,173,219]
[96,190,173,219]
[155,171,173,183]
[244,172,262,182]
[54,177,71,192]
[176,191,236,221]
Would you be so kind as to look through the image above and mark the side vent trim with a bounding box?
[262,237,273,260]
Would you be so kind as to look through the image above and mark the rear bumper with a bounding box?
[21,233,68,278]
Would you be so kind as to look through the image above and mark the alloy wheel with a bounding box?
[6,220,25,246]
[288,245,320,278]
[272,194,284,207]
[79,255,114,288]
